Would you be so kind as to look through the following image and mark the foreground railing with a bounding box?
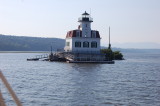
[0,70,22,106]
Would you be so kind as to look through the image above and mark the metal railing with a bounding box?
[78,17,93,22]
[0,70,22,106]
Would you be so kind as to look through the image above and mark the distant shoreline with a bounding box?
[0,48,160,54]
[0,51,50,53]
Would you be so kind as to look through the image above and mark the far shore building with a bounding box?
[64,11,101,53]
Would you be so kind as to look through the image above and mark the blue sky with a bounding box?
[0,0,160,48]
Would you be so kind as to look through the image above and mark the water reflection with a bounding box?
[67,63,102,105]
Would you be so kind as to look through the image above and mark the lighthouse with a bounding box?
[78,11,92,38]
[28,11,115,63]
[64,11,101,53]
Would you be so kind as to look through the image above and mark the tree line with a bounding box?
[0,34,65,51]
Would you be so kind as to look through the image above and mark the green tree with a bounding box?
[114,51,124,60]
[101,49,124,60]
[101,48,114,61]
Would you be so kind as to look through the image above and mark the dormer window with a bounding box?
[76,31,80,37]
[92,31,96,38]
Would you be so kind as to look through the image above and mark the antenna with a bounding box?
[109,26,110,45]
[108,26,111,49]
[51,46,52,53]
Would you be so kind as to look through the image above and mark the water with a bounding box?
[0,51,160,106]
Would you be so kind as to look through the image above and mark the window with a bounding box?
[92,31,96,38]
[91,41,97,48]
[66,42,70,46]
[75,41,81,47]
[76,31,80,37]
[83,41,89,48]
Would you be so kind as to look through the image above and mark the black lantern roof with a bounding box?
[82,11,89,15]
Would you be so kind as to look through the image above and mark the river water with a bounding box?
[0,51,160,106]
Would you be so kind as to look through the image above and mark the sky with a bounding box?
[0,0,160,48]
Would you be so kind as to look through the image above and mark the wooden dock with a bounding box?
[27,54,48,61]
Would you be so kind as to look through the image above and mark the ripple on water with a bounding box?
[0,52,160,106]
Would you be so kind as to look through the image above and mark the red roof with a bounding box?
[66,30,100,38]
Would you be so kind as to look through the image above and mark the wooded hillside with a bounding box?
[0,34,65,51]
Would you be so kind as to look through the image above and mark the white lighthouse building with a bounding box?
[64,11,101,53]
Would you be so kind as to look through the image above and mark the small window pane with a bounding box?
[75,41,81,47]
[91,42,97,48]
[76,31,80,37]
[92,32,96,38]
[66,42,70,46]
[83,41,89,48]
